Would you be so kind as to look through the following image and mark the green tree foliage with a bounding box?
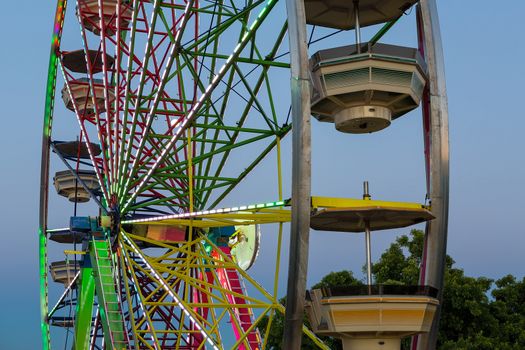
[259,229,525,349]
[489,275,525,347]
[373,229,525,349]
[312,270,363,289]
[257,297,321,350]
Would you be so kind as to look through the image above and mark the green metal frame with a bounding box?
[73,265,96,350]
[39,0,67,348]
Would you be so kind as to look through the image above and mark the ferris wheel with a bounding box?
[39,0,449,349]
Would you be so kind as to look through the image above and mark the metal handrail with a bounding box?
[319,284,439,298]
[91,237,116,347]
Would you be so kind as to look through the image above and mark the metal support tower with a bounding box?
[283,0,312,347]
[415,0,450,349]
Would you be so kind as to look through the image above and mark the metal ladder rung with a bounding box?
[97,262,112,267]
[108,321,124,325]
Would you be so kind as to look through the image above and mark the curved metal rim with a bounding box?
[415,0,450,349]
[39,1,68,349]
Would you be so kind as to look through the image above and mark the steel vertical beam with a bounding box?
[74,265,96,350]
[415,1,450,349]
[282,0,312,348]
[39,1,68,348]
[353,0,362,54]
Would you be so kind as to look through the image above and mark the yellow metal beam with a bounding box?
[135,209,291,228]
[127,197,429,233]
[63,250,86,255]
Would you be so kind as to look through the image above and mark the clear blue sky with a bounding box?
[0,1,524,349]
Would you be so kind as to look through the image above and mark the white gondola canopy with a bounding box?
[53,170,100,203]
[310,42,427,133]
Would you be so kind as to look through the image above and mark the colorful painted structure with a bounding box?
[39,0,448,349]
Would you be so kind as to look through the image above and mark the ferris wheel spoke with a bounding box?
[119,231,283,349]
[120,0,279,213]
[118,0,196,169]
[117,128,193,208]
[122,128,281,213]
[210,10,268,124]
[207,135,288,208]
[118,0,163,200]
[116,1,286,214]
[196,94,284,207]
[121,232,222,349]
[50,142,107,211]
[102,3,137,197]
[117,2,199,201]
[58,63,111,203]
[197,23,288,202]
[181,0,264,53]
[76,5,117,194]
[120,35,197,203]
[46,271,80,319]
[117,7,167,197]
[191,27,289,201]
[120,246,163,346]
[110,0,127,197]
[179,51,269,131]
[129,181,191,213]
[91,0,119,192]
[115,0,141,193]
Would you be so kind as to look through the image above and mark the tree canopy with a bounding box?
[258,229,525,349]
